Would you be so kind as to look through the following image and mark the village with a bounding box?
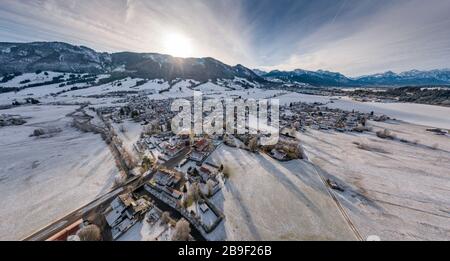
[37,90,393,242]
[280,101,390,133]
[2,2,450,244]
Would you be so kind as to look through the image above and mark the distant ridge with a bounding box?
[1,41,449,86]
[0,42,262,83]
[260,68,450,87]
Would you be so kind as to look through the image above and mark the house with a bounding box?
[201,166,212,172]
[190,151,206,162]
[199,203,209,213]
[111,218,137,240]
[170,189,183,200]
[194,139,209,152]
[105,194,152,240]
[160,139,185,157]
[146,207,162,224]
[198,167,214,182]
[153,170,182,188]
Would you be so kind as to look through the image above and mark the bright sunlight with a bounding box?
[162,32,193,58]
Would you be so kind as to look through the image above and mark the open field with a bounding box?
[205,145,357,241]
[297,121,450,240]
[0,105,118,240]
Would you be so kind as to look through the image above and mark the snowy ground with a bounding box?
[112,120,143,159]
[117,220,173,241]
[0,105,118,240]
[205,145,357,241]
[297,121,450,240]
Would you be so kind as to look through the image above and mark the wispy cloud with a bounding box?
[1,0,450,76]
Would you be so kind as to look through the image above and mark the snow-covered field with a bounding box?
[205,145,357,241]
[297,121,450,240]
[0,105,118,240]
[117,220,173,241]
[0,72,64,88]
[1,72,450,241]
[112,120,143,159]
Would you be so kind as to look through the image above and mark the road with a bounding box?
[22,175,140,241]
[23,145,191,241]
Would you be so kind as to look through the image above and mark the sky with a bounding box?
[1,0,450,76]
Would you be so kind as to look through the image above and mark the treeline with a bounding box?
[397,88,450,106]
[0,73,100,94]
[1,72,23,83]
[351,86,450,106]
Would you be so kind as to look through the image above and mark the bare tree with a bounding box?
[141,156,153,172]
[248,137,258,152]
[188,182,201,202]
[76,224,102,241]
[172,218,191,241]
[114,172,126,187]
[222,165,231,179]
[161,212,171,225]
[206,179,215,197]
[376,129,395,139]
[122,149,137,169]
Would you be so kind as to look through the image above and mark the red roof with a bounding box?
[195,139,207,148]
[200,167,211,174]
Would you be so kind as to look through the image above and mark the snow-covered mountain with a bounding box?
[0,42,262,83]
[111,52,263,82]
[355,69,450,86]
[2,42,450,87]
[0,42,111,74]
[252,69,268,77]
[263,69,357,87]
[262,68,450,87]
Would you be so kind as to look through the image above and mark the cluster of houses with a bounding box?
[179,160,224,233]
[281,102,389,132]
[144,163,223,235]
[136,129,218,168]
[103,189,192,241]
[136,133,191,163]
[115,95,176,125]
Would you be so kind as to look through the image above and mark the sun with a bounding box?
[162,33,193,58]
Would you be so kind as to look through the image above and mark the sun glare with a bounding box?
[162,33,193,58]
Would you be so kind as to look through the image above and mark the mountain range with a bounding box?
[261,68,450,87]
[0,42,261,83]
[1,41,450,87]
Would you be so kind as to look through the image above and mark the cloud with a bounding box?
[261,0,450,76]
[0,0,449,76]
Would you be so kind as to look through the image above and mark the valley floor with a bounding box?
[1,75,449,241]
[205,145,357,241]
[0,105,118,240]
[298,121,450,240]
